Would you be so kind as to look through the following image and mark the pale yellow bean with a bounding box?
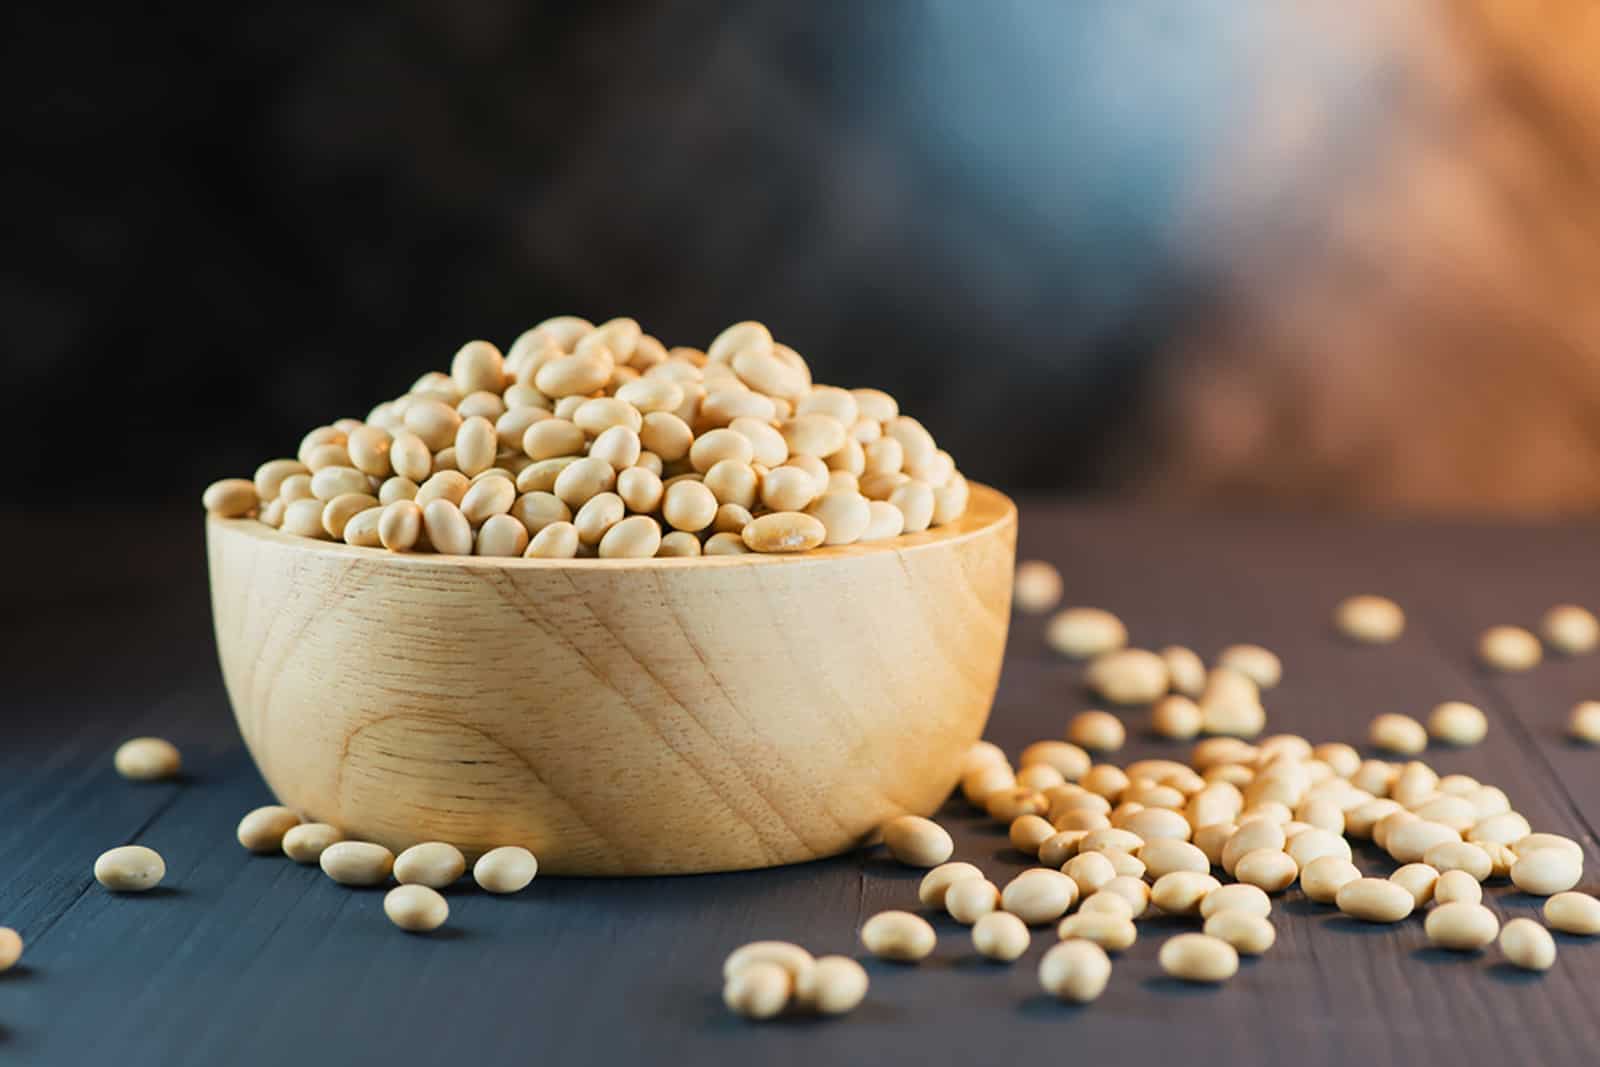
[1422,841,1492,882]
[1010,814,1057,857]
[880,815,953,868]
[1337,877,1415,922]
[889,479,935,533]
[1151,871,1221,916]
[972,911,1031,962]
[1301,856,1362,904]
[1011,561,1064,616]
[422,499,473,555]
[282,823,343,865]
[450,339,505,394]
[946,878,1002,925]
[404,399,461,451]
[657,530,702,557]
[320,841,395,886]
[384,884,449,933]
[1086,648,1169,705]
[202,478,257,517]
[452,416,496,477]
[860,910,936,961]
[1335,595,1405,643]
[1434,869,1483,906]
[1544,891,1600,935]
[415,470,469,507]
[254,458,308,500]
[1068,711,1125,752]
[1387,820,1460,864]
[1200,883,1272,919]
[1001,869,1078,925]
[1511,848,1582,896]
[1056,912,1137,952]
[1541,604,1598,655]
[378,500,423,551]
[804,490,871,545]
[704,531,751,555]
[1204,912,1276,955]
[723,961,790,1020]
[394,842,467,888]
[1498,917,1556,971]
[1389,863,1441,907]
[1427,702,1487,746]
[475,514,530,557]
[1159,933,1239,983]
[322,492,378,539]
[1217,644,1281,688]
[1152,695,1203,740]
[743,511,826,553]
[1079,891,1136,919]
[1235,849,1298,893]
[1568,701,1600,744]
[535,352,611,398]
[1136,839,1208,881]
[1479,625,1542,671]
[572,396,642,436]
[1038,939,1112,1002]
[114,737,181,781]
[94,845,166,892]
[1425,901,1498,951]
[1370,713,1428,755]
[1286,828,1352,869]
[918,862,985,907]
[473,846,538,893]
[378,476,417,505]
[237,805,301,853]
[0,927,21,973]
[794,955,869,1015]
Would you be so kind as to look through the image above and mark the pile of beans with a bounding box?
[828,722,1596,1004]
[202,318,969,558]
[708,575,1599,1017]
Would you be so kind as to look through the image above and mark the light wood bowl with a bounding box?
[207,484,1016,875]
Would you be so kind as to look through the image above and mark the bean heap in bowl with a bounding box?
[202,318,970,558]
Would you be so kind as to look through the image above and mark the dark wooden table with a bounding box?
[4,503,1598,1066]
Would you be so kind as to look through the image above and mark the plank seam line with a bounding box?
[29,787,186,948]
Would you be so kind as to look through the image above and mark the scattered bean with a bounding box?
[972,911,1031,962]
[1046,608,1127,660]
[1337,878,1415,922]
[393,842,467,888]
[1544,891,1600,935]
[860,910,936,962]
[1039,940,1112,1002]
[320,841,396,886]
[1478,625,1541,671]
[1014,561,1063,614]
[1159,933,1239,983]
[1541,604,1598,655]
[1203,912,1276,955]
[384,884,449,933]
[237,805,302,854]
[113,737,181,781]
[282,823,343,865]
[94,845,165,892]
[1335,595,1405,643]
[473,846,539,893]
[1425,901,1498,951]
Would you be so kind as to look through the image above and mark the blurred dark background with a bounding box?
[7,0,1600,514]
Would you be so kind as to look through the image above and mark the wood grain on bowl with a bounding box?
[207,483,1016,874]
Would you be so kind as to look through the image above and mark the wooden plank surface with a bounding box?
[2,506,1598,1066]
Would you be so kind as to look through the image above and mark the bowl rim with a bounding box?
[208,482,1016,571]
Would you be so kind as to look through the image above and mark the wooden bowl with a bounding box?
[207,484,1016,875]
